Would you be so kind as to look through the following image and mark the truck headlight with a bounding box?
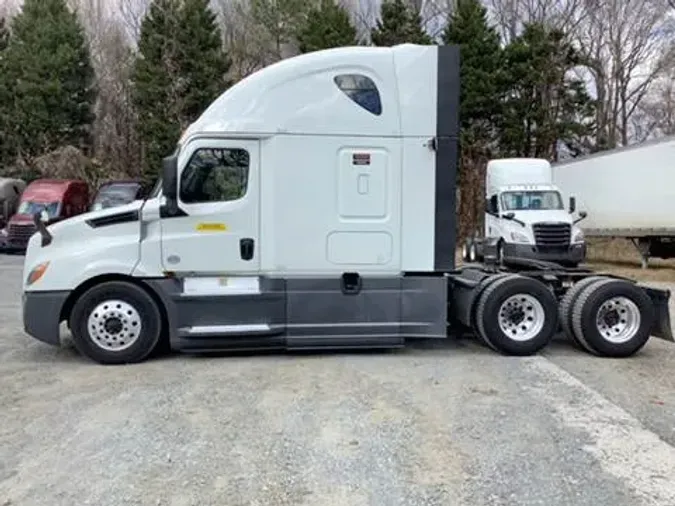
[510,231,530,243]
[573,230,584,243]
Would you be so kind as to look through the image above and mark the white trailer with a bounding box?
[552,136,675,267]
[18,44,673,364]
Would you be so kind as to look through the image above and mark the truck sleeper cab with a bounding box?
[20,45,673,365]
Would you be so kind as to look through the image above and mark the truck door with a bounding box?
[160,138,260,274]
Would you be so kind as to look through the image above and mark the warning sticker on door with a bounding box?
[352,153,371,165]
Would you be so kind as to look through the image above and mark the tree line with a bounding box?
[0,0,673,237]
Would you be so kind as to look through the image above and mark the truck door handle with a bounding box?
[240,238,254,261]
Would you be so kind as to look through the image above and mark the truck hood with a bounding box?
[48,200,143,233]
[509,210,573,226]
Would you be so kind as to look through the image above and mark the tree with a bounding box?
[499,23,596,160]
[443,0,503,145]
[0,17,8,51]
[442,0,504,239]
[0,17,10,165]
[0,0,96,164]
[249,0,313,62]
[132,0,231,180]
[573,0,671,149]
[296,0,358,53]
[371,0,432,46]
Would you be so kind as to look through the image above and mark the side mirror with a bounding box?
[574,211,588,224]
[503,212,515,220]
[162,154,178,201]
[569,196,576,213]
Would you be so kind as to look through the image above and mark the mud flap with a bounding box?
[641,285,674,341]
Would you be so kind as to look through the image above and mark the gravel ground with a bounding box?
[2,254,675,506]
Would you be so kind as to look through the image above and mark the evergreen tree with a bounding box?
[0,0,96,163]
[442,0,502,145]
[499,23,596,160]
[0,17,10,164]
[296,0,358,53]
[132,0,231,180]
[0,17,8,51]
[250,0,312,61]
[371,0,432,46]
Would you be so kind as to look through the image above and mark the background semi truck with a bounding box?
[552,136,675,268]
[19,44,673,365]
[6,179,89,252]
[0,177,26,228]
[462,158,587,267]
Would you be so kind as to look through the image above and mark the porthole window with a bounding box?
[334,74,382,116]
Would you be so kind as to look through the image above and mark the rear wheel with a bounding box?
[571,278,654,357]
[475,275,558,355]
[558,276,607,351]
[69,281,163,365]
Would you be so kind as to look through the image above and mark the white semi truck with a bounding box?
[19,44,673,365]
[462,158,587,267]
[552,136,675,268]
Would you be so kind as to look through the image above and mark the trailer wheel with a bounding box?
[571,279,654,357]
[558,276,607,351]
[69,280,162,365]
[475,275,558,355]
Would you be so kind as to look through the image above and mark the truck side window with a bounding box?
[334,74,382,116]
[180,148,250,204]
[488,195,498,214]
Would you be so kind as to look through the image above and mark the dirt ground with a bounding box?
[4,248,675,506]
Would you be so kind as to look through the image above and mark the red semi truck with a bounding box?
[5,179,89,252]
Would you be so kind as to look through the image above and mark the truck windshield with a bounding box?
[17,201,60,219]
[501,191,563,211]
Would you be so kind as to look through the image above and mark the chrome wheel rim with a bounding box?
[87,299,142,351]
[498,294,545,341]
[595,296,640,344]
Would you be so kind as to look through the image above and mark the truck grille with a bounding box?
[8,223,37,246]
[532,223,571,248]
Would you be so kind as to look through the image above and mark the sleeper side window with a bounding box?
[180,148,250,204]
[334,74,382,116]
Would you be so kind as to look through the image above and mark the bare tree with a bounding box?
[574,0,672,148]
[485,0,590,43]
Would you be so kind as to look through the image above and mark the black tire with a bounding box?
[571,278,654,357]
[472,273,518,351]
[69,280,163,365]
[475,275,558,356]
[558,276,607,351]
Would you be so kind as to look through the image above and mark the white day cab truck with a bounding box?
[552,136,675,268]
[20,44,673,365]
[462,158,587,267]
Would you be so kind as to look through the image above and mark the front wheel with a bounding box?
[69,281,163,365]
